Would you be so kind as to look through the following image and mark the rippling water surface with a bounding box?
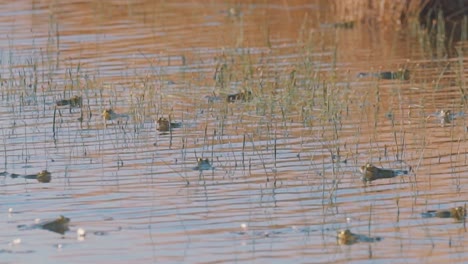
[0,1,467,263]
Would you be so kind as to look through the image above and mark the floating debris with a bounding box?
[9,238,21,246]
[56,95,82,108]
[360,163,408,182]
[337,229,382,245]
[156,117,182,132]
[77,228,86,240]
[226,90,252,103]
[227,6,241,18]
[235,223,249,235]
[357,69,410,80]
[193,158,214,171]
[422,206,466,221]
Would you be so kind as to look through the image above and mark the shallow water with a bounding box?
[0,0,467,263]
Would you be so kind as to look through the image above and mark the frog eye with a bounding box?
[339,229,349,235]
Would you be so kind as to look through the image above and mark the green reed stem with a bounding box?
[52,106,57,140]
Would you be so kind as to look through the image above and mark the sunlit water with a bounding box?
[0,1,467,263]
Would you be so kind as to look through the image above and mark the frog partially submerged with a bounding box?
[193,158,214,171]
[357,69,410,80]
[438,110,453,124]
[226,90,252,103]
[6,170,51,183]
[320,21,355,29]
[56,95,82,108]
[360,163,408,182]
[422,206,466,221]
[427,110,464,126]
[18,215,70,235]
[40,215,70,234]
[337,229,382,245]
[102,109,118,120]
[36,170,51,183]
[156,117,182,132]
[337,229,358,245]
[102,109,130,126]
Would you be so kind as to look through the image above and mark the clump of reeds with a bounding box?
[332,0,419,27]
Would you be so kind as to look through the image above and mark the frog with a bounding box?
[357,69,410,80]
[422,206,466,221]
[56,95,82,108]
[428,110,464,125]
[337,229,382,245]
[40,215,70,234]
[18,215,70,235]
[439,109,453,124]
[102,109,117,121]
[320,21,355,29]
[7,170,51,183]
[36,170,52,183]
[337,229,358,245]
[156,117,182,132]
[193,158,214,171]
[360,163,408,182]
[102,109,129,124]
[226,90,252,103]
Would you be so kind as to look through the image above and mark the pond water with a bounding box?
[0,0,467,263]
